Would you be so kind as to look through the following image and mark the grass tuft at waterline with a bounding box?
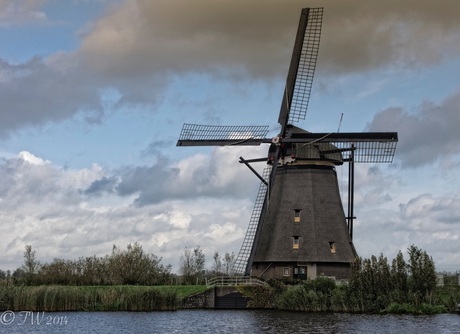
[0,285,207,311]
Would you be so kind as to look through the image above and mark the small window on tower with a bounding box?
[293,236,300,249]
[329,242,336,254]
[294,209,301,223]
[283,267,290,276]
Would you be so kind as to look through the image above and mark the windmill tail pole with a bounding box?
[347,144,355,239]
[239,157,268,186]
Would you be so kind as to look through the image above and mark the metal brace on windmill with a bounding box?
[177,8,398,280]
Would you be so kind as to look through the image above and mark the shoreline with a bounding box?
[1,284,459,314]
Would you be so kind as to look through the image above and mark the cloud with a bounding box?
[3,0,460,137]
[399,193,460,270]
[1,0,460,273]
[0,54,104,137]
[365,89,460,167]
[0,150,258,271]
[0,0,48,27]
[84,176,118,195]
[84,146,265,206]
[351,190,460,270]
[81,0,460,79]
[400,194,460,228]
[0,148,458,272]
[313,0,460,74]
[0,151,102,210]
[79,0,304,79]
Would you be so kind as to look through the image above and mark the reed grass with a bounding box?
[0,285,179,311]
[0,283,456,313]
[274,282,458,314]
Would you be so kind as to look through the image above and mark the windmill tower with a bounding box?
[177,8,398,280]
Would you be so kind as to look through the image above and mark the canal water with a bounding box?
[1,310,459,333]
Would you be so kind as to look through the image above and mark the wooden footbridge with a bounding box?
[205,276,267,288]
[183,276,267,309]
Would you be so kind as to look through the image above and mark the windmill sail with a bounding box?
[176,7,398,281]
[278,7,323,131]
[232,167,271,275]
[177,124,270,146]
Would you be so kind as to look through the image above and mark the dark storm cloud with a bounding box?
[365,90,460,167]
[2,0,460,136]
[314,0,460,74]
[0,55,103,137]
[82,0,460,79]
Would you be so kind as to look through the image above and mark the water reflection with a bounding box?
[0,310,459,334]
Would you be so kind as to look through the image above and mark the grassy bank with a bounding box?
[1,282,458,314]
[0,285,208,311]
[241,280,460,314]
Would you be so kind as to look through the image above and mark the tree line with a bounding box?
[347,245,438,311]
[1,243,458,313]
[273,245,453,313]
[0,243,236,286]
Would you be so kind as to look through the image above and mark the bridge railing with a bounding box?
[206,276,266,288]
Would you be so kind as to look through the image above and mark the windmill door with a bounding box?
[294,266,307,280]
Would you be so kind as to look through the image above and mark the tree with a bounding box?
[390,250,408,302]
[40,258,75,284]
[21,245,41,284]
[109,243,171,285]
[179,246,205,284]
[80,255,107,285]
[223,252,236,275]
[211,251,222,275]
[407,245,437,304]
[23,245,40,275]
[37,243,171,285]
[349,254,399,311]
[12,268,25,280]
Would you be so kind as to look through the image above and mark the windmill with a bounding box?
[177,8,397,280]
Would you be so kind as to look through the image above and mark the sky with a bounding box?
[1,0,460,273]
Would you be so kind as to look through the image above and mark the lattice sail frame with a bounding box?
[232,167,271,275]
[177,123,270,146]
[177,124,398,164]
[288,7,323,124]
[295,140,398,163]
